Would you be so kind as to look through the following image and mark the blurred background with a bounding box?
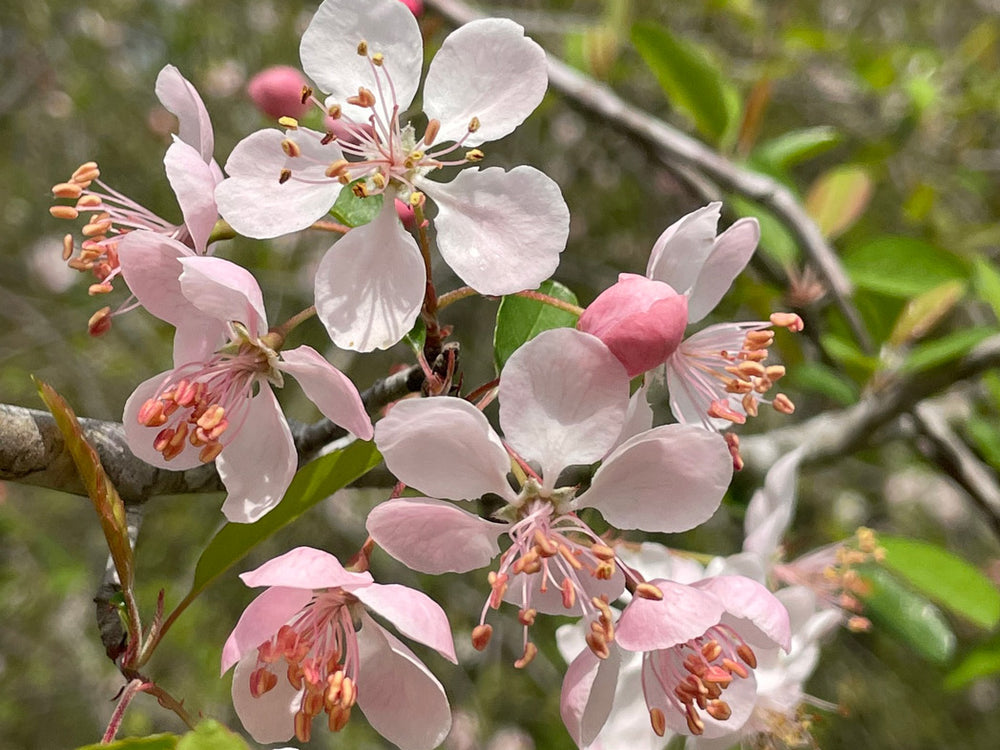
[3,0,1000,747]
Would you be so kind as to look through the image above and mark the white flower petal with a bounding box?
[217,386,296,523]
[221,586,314,674]
[686,217,759,323]
[375,397,515,501]
[559,644,623,748]
[164,140,219,254]
[743,447,804,560]
[645,202,721,292]
[178,256,268,335]
[353,582,457,662]
[421,166,568,295]
[155,64,214,163]
[583,425,732,533]
[300,0,422,120]
[123,372,203,471]
[314,198,424,351]
[499,329,629,486]
[423,18,547,146]
[215,128,343,239]
[356,615,453,750]
[231,655,299,743]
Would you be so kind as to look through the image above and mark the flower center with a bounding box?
[644,624,758,737]
[248,589,362,743]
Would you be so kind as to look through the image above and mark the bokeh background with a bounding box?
[3,0,1000,747]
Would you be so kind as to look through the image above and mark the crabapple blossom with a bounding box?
[120,249,372,522]
[49,65,222,333]
[215,0,569,351]
[366,327,732,667]
[247,65,310,120]
[221,547,456,747]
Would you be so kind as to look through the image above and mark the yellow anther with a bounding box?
[327,103,342,119]
[742,393,759,417]
[199,442,224,463]
[88,282,113,296]
[518,608,537,626]
[371,173,386,189]
[76,194,102,209]
[408,191,425,207]
[351,182,368,198]
[300,85,313,105]
[62,234,74,260]
[590,543,615,561]
[770,312,805,331]
[371,52,384,66]
[706,700,732,721]
[467,116,480,132]
[471,624,493,651]
[278,115,299,129]
[356,40,368,56]
[464,148,485,162]
[737,360,766,378]
[72,161,100,181]
[281,138,302,157]
[586,630,610,659]
[634,582,664,600]
[347,87,375,108]
[325,159,350,178]
[49,205,79,221]
[650,708,667,737]
[765,365,786,380]
[514,641,538,669]
[279,168,292,184]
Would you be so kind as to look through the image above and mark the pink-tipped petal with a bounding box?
[645,202,721,291]
[423,19,547,147]
[155,64,214,163]
[743,448,805,560]
[177,256,268,335]
[123,371,203,471]
[366,498,504,574]
[215,128,344,239]
[277,345,373,440]
[499,328,629,486]
[693,576,792,651]
[164,140,220,255]
[239,545,373,590]
[616,579,724,652]
[421,166,568,295]
[354,582,457,663]
[583,424,732,533]
[686,217,760,323]
[231,655,299,743]
[300,0,422,120]
[375,398,515,502]
[221,585,314,674]
[314,198,425,352]
[560,644,623,748]
[216,386,296,523]
[356,615,453,750]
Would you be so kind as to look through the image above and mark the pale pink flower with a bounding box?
[644,203,803,431]
[120,249,372,522]
[367,328,732,663]
[216,0,568,351]
[561,575,790,748]
[221,547,456,747]
[247,65,310,120]
[50,65,222,325]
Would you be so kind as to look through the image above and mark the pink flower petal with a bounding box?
[583,424,732,532]
[177,256,268,336]
[300,0,422,120]
[686,217,760,323]
[277,345,373,440]
[421,166,568,295]
[123,371,203,470]
[366,498,504,574]
[612,383,654,450]
[615,579,724,652]
[693,576,792,651]
[743,448,804,560]
[221,585,314,674]
[231,654,299,743]
[116,232,198,330]
[240,546,373,590]
[353,582,457,662]
[560,644,623,748]
[314,198,425,351]
[645,202,721,292]
[215,128,343,239]
[216,386,296,523]
[423,19,547,147]
[375,398,515,502]
[356,615,453,750]
[155,64,214,163]
[499,329,628,487]
[163,140,219,255]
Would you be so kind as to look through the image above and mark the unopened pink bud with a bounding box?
[577,274,688,377]
[247,66,309,121]
[394,198,416,230]
[398,0,424,16]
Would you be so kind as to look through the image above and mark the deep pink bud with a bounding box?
[394,198,416,230]
[578,273,688,377]
[398,0,424,15]
[247,66,309,121]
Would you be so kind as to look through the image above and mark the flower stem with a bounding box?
[270,305,317,346]
[102,678,148,743]
[310,219,352,234]
[514,289,584,317]
[437,286,477,310]
[413,199,442,350]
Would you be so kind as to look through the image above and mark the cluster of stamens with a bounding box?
[471,499,620,668]
[248,592,361,742]
[646,625,759,737]
[274,41,483,201]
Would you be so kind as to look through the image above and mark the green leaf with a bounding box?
[176,721,250,750]
[330,180,384,227]
[753,126,841,170]
[843,236,968,298]
[494,280,580,371]
[169,441,382,622]
[77,735,178,750]
[899,327,995,374]
[35,379,134,595]
[631,21,740,144]
[804,165,873,239]
[945,634,1000,690]
[785,362,858,406]
[404,316,427,355]
[878,536,1000,630]
[858,565,956,664]
[973,257,1000,322]
[819,333,879,374]
[966,416,1000,471]
[887,280,966,347]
